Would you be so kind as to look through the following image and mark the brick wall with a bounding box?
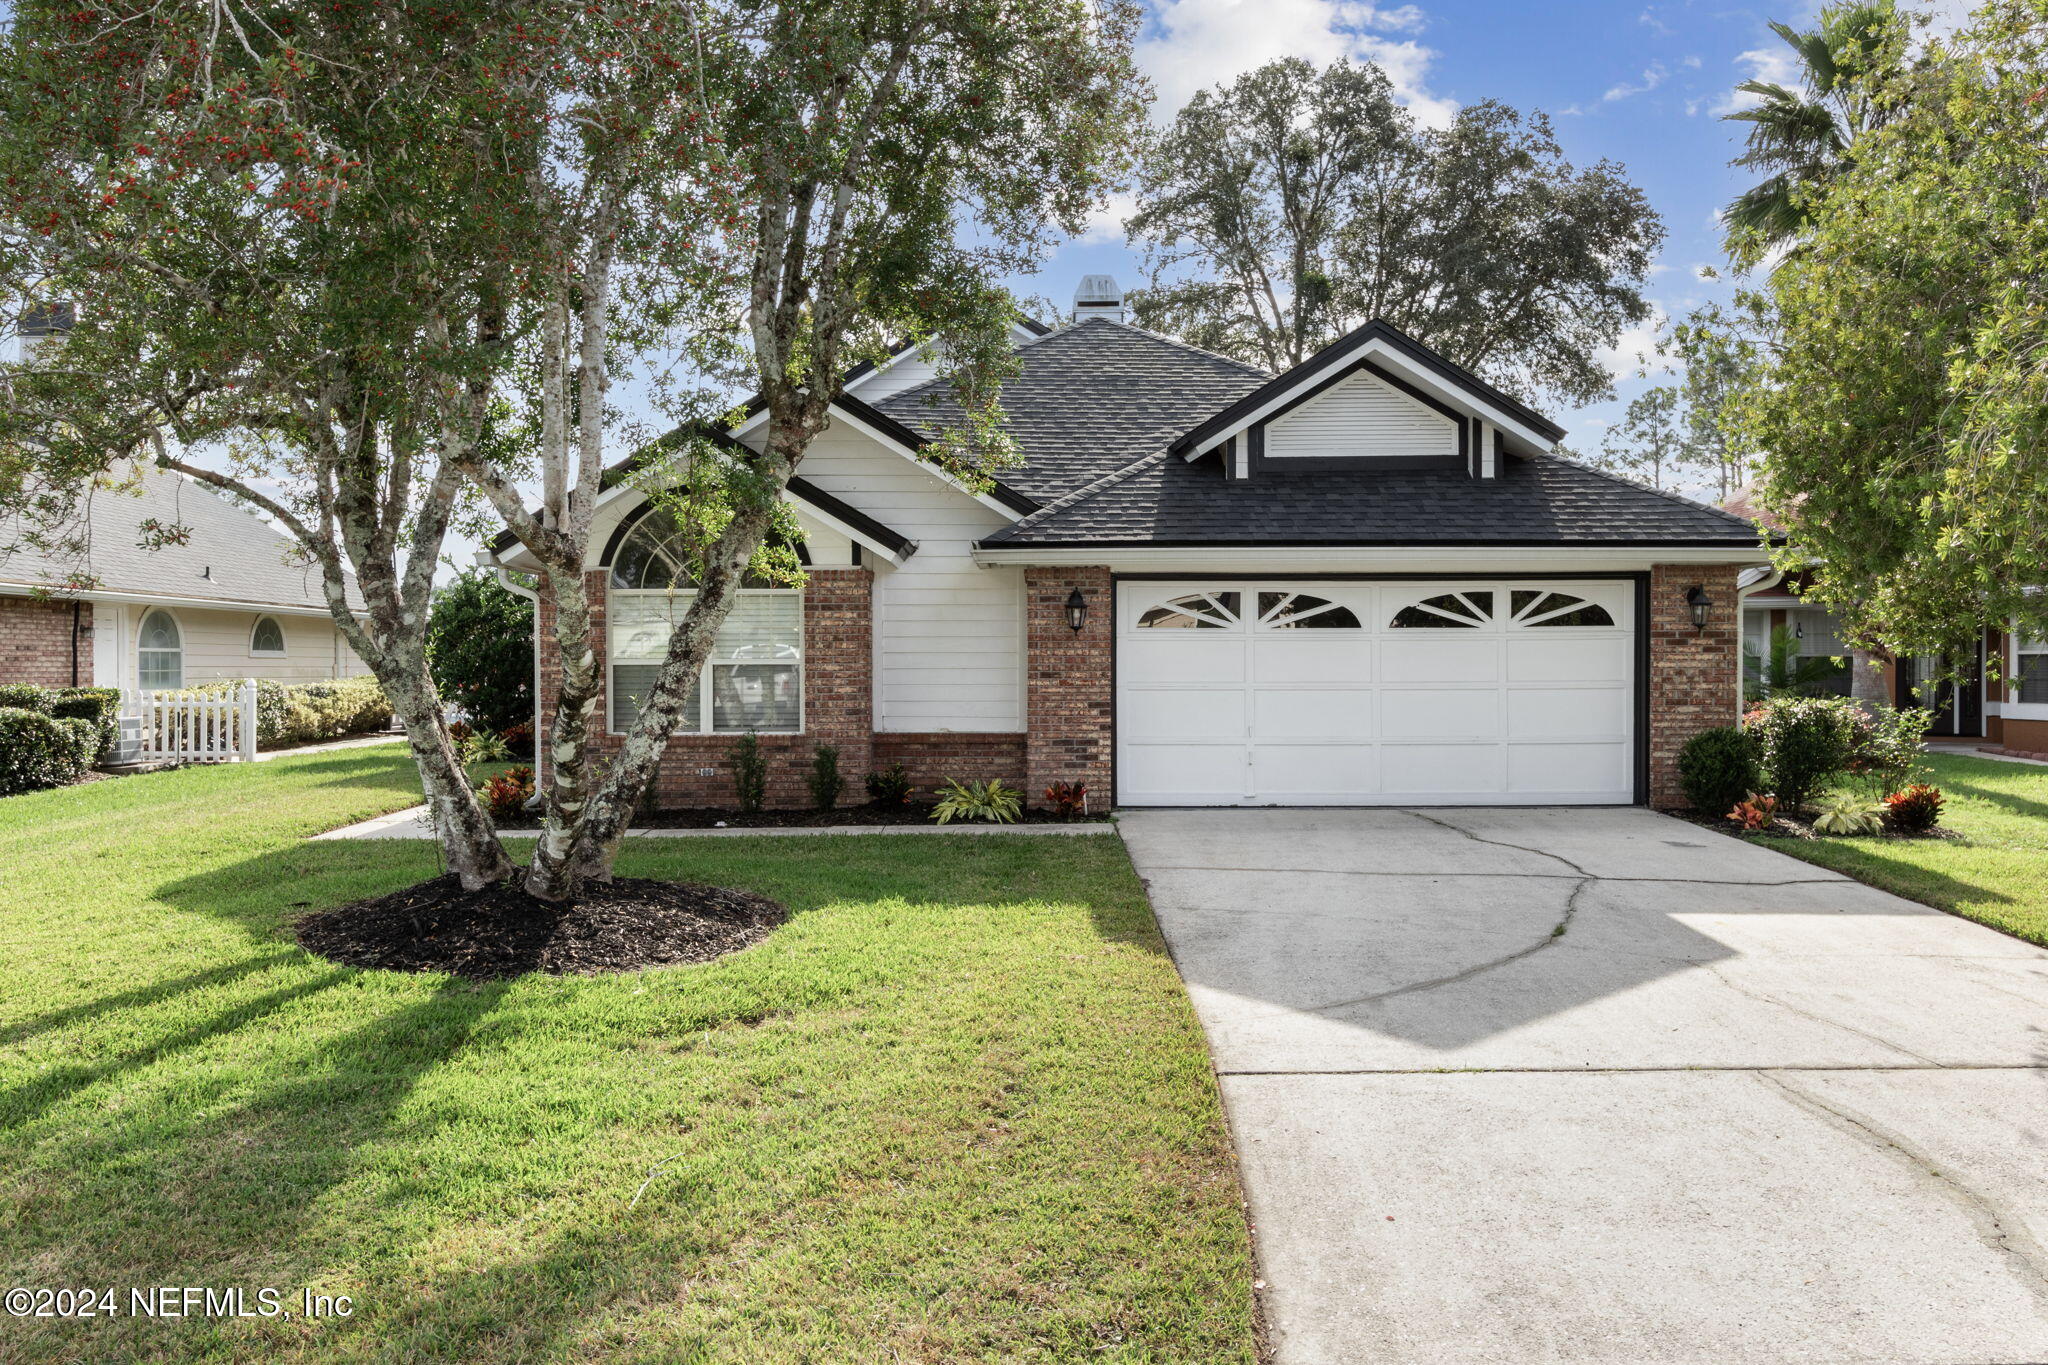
[1648,564,1745,807]
[538,568,872,810]
[0,595,87,686]
[872,732,1026,793]
[1024,567,1114,808]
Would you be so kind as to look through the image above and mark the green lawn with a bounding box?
[0,747,1257,1364]
[1755,751,2048,947]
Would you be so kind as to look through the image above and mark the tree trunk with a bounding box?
[367,646,515,890]
[524,563,606,900]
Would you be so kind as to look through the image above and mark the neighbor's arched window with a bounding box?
[605,505,802,735]
[249,616,286,656]
[138,609,183,689]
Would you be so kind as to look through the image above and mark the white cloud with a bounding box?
[1595,306,1677,381]
[1137,0,1457,126]
[1706,42,1804,116]
[1081,190,1144,244]
[1681,54,1702,69]
[1603,61,1668,102]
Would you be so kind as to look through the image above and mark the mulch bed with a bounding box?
[1664,807,1957,842]
[296,874,787,979]
[491,800,1108,830]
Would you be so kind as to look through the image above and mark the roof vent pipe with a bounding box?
[1073,275,1125,324]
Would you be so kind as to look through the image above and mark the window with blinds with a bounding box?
[2018,633,2048,705]
[608,591,803,734]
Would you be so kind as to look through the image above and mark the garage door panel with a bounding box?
[1379,743,1507,795]
[1508,635,1631,683]
[1123,688,1245,742]
[1380,637,1502,684]
[1252,743,1378,799]
[1378,687,1501,741]
[1252,688,1373,741]
[1506,687,1632,741]
[1122,637,1244,684]
[1119,744,1246,803]
[1254,636,1374,681]
[1117,579,1637,806]
[1507,742,1631,794]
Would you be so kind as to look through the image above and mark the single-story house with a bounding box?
[0,462,370,692]
[1723,487,2041,749]
[487,281,1774,810]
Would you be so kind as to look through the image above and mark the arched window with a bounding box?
[605,504,803,735]
[249,616,287,656]
[1137,592,1240,629]
[1257,592,1361,629]
[1390,591,1494,628]
[1509,590,1614,628]
[138,609,183,689]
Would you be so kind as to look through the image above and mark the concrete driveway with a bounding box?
[1118,807,2048,1365]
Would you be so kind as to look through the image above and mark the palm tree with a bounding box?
[1722,1,1912,269]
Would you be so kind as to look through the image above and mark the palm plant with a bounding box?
[1744,625,1850,702]
[1722,2,1912,269]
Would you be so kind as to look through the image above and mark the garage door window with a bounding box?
[1511,590,1615,628]
[1137,592,1240,629]
[1390,591,1493,628]
[1257,592,1361,629]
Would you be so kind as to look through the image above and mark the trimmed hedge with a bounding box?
[50,686,121,758]
[0,683,52,712]
[1677,726,1759,815]
[188,676,392,747]
[0,706,96,795]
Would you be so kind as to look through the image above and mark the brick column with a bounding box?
[1025,566,1113,809]
[1648,563,1745,807]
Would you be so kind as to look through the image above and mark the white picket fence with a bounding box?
[122,678,259,764]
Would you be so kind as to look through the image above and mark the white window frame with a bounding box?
[137,607,184,690]
[2016,628,2048,707]
[248,615,287,658]
[606,587,805,736]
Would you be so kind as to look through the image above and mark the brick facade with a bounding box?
[0,595,88,686]
[872,732,1027,792]
[1647,563,1745,807]
[538,568,872,810]
[1024,566,1114,809]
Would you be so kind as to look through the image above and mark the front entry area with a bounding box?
[1115,578,1639,805]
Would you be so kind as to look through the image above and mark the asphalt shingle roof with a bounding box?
[0,463,363,610]
[871,317,1271,505]
[982,450,1769,547]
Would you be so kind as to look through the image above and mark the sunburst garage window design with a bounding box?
[607,508,802,734]
[1137,592,1240,629]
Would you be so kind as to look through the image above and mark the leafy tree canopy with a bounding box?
[1125,57,1663,407]
[1729,0,2048,663]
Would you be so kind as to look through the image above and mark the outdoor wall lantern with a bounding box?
[1685,585,1713,631]
[1065,587,1088,633]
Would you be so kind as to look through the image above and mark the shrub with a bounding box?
[499,721,534,758]
[865,762,913,805]
[931,777,1022,825]
[1812,792,1886,835]
[807,744,843,811]
[50,686,120,758]
[0,706,92,795]
[1845,705,1932,793]
[193,676,391,747]
[1884,784,1944,832]
[1745,696,1859,809]
[1677,727,1758,815]
[1043,780,1088,819]
[1728,792,1778,830]
[427,567,534,735]
[0,683,51,712]
[447,719,474,745]
[728,732,767,813]
[477,764,536,820]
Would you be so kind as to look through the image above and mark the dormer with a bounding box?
[1171,319,1564,483]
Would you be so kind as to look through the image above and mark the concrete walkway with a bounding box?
[315,804,1111,840]
[1119,807,2048,1365]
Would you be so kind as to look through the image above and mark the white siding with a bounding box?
[95,602,368,689]
[754,418,1024,731]
[1263,370,1459,461]
[847,349,945,403]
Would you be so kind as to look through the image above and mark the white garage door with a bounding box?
[1116,580,1637,806]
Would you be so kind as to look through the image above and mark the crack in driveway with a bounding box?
[1758,1070,2048,1313]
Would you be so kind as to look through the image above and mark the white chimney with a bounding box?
[1073,275,1125,324]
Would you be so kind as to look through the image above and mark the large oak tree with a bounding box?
[1124,58,1663,408]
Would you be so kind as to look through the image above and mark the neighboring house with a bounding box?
[1723,486,2010,741]
[486,280,1771,811]
[0,463,369,691]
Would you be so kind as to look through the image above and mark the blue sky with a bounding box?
[1011,0,1968,457]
